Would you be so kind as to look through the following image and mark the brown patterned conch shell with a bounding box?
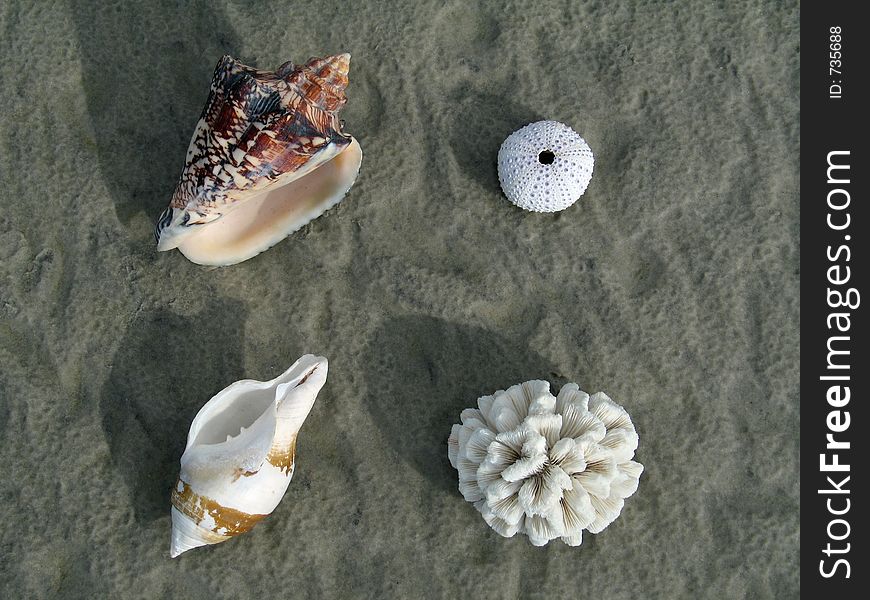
[170,355,327,557]
[155,53,362,266]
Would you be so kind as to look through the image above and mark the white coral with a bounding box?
[448,381,643,546]
[497,120,594,212]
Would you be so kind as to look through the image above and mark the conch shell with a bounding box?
[170,355,327,557]
[155,53,362,266]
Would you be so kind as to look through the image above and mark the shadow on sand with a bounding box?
[70,1,242,228]
[99,299,246,523]
[364,315,561,493]
[444,91,543,191]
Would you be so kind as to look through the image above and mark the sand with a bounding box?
[0,1,799,598]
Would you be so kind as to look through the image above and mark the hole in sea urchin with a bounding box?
[538,150,555,165]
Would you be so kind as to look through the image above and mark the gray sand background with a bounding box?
[0,1,799,598]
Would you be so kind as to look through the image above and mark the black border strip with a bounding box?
[802,3,866,595]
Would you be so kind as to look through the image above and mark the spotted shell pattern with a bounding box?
[155,54,353,243]
[497,120,594,212]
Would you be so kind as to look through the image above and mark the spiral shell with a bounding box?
[448,380,642,546]
[170,355,327,557]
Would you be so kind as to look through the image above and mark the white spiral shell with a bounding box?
[448,380,642,547]
[169,355,327,557]
[497,121,594,212]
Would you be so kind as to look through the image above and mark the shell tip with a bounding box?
[169,535,185,559]
[170,506,207,558]
[169,526,188,559]
[328,53,351,72]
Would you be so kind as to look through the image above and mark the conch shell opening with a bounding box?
[170,354,327,558]
[155,53,362,266]
[163,139,361,266]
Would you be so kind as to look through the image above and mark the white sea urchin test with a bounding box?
[497,120,594,212]
[447,380,642,547]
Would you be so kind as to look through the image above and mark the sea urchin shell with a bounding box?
[448,380,642,546]
[497,121,594,212]
[155,53,362,266]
